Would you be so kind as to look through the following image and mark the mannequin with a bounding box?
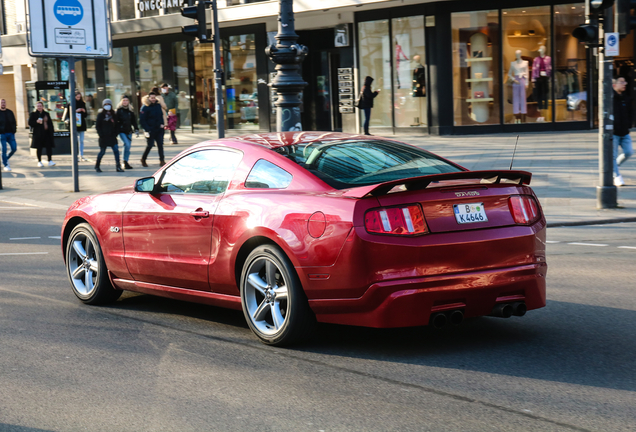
[395,40,409,89]
[532,45,552,122]
[412,54,426,97]
[508,50,529,123]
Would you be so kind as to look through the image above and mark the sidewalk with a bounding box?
[1,128,635,227]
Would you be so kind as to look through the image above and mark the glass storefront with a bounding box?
[225,34,259,130]
[173,41,192,128]
[358,19,392,128]
[75,60,99,127]
[106,47,133,108]
[193,40,217,130]
[452,10,500,126]
[136,44,163,97]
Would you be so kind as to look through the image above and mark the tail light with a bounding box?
[365,204,428,236]
[508,195,540,225]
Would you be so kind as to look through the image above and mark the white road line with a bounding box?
[0,252,48,256]
[9,237,41,240]
[618,246,636,250]
[48,236,62,239]
[546,241,560,244]
[567,242,609,247]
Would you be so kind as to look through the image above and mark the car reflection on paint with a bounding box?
[61,132,547,346]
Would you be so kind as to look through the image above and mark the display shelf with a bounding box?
[507,35,546,38]
[465,78,494,83]
[466,98,494,102]
[465,57,493,62]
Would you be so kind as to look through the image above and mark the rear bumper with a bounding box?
[308,262,546,328]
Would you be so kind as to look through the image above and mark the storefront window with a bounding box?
[193,41,217,130]
[225,34,259,130]
[118,0,136,20]
[503,6,551,124]
[452,10,500,126]
[106,47,133,109]
[75,60,99,128]
[555,4,587,122]
[136,44,163,98]
[43,58,59,81]
[358,19,392,128]
[173,41,192,128]
[392,16,426,128]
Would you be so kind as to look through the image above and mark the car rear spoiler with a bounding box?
[343,170,533,198]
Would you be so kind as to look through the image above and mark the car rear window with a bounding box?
[274,139,463,189]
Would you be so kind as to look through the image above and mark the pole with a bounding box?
[69,57,79,192]
[266,0,308,132]
[597,9,617,208]
[211,0,224,139]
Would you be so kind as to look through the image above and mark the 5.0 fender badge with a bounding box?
[455,191,480,197]
[110,226,120,233]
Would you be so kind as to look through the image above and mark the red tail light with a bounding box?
[365,204,428,236]
[508,195,540,225]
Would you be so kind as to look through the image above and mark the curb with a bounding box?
[546,217,636,228]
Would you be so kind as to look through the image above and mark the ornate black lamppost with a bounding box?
[266,0,308,132]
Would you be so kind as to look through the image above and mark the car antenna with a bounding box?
[509,135,520,170]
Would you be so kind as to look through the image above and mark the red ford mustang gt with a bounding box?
[61,132,547,346]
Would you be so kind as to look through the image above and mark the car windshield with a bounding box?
[274,139,463,189]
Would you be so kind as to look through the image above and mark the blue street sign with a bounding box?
[53,0,84,26]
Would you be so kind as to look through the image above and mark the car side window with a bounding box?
[159,149,242,195]
[245,159,293,189]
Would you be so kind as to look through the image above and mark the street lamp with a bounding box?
[266,0,308,132]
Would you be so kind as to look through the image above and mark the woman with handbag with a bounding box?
[28,101,56,168]
[357,76,380,135]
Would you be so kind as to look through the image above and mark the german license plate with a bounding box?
[454,203,488,224]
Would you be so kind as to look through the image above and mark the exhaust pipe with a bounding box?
[449,309,464,325]
[490,303,513,318]
[430,312,448,329]
[511,302,527,317]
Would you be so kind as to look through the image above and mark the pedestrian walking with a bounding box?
[64,92,89,161]
[613,76,634,187]
[357,76,380,135]
[0,98,18,172]
[139,91,166,167]
[28,101,56,168]
[116,95,139,170]
[95,99,124,173]
[167,110,178,145]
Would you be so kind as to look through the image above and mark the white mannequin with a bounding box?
[508,50,529,123]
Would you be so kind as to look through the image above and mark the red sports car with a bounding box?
[61,132,547,346]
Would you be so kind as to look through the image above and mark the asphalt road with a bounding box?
[0,205,634,432]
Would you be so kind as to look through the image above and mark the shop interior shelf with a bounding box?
[466,98,494,102]
[507,35,546,38]
[465,57,493,62]
[465,78,494,82]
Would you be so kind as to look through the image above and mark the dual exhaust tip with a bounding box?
[429,302,527,329]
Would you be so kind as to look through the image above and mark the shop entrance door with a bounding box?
[302,49,342,132]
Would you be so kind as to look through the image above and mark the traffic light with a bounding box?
[573,23,599,43]
[181,2,210,42]
[616,0,636,37]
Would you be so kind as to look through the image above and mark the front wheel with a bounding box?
[240,245,315,346]
[66,223,122,305]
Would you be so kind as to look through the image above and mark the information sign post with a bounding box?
[26,0,112,192]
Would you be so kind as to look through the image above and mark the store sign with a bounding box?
[335,24,349,48]
[26,0,112,58]
[137,0,187,12]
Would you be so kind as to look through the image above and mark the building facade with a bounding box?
[0,0,633,134]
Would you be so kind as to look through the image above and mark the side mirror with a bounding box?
[134,177,156,193]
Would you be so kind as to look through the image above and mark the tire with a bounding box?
[66,223,122,305]
[240,244,316,346]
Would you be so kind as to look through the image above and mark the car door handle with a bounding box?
[190,210,210,218]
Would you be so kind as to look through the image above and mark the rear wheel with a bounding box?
[240,245,315,346]
[66,223,122,305]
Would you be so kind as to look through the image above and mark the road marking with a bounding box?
[0,252,48,256]
[0,207,32,210]
[567,242,608,247]
[48,236,62,239]
[546,241,560,244]
[9,237,41,240]
[618,246,636,250]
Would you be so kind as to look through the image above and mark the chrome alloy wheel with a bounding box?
[68,232,100,297]
[244,257,289,335]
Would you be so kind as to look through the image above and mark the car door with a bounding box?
[122,148,243,290]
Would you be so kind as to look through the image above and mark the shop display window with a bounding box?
[392,16,427,128]
[173,42,193,128]
[358,19,392,128]
[75,60,99,128]
[555,4,587,122]
[224,34,259,130]
[193,41,217,130]
[452,10,500,126]
[503,6,551,124]
[106,48,133,115]
[136,44,164,98]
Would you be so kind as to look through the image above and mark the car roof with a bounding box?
[223,131,378,150]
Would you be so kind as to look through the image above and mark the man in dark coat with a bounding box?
[95,99,124,173]
[140,91,166,167]
[613,77,634,186]
[0,98,18,171]
[28,101,56,168]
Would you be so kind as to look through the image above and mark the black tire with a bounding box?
[240,244,316,346]
[66,223,122,305]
